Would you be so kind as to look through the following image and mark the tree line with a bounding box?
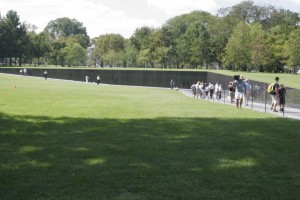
[0,0,299,72]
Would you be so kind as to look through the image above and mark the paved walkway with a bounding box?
[179,89,300,120]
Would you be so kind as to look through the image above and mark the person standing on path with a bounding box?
[228,81,235,103]
[234,75,246,108]
[270,77,280,112]
[170,79,175,89]
[278,83,287,112]
[244,79,251,106]
[43,71,48,80]
[97,75,101,85]
[191,83,196,98]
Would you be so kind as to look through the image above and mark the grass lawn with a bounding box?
[1,74,300,200]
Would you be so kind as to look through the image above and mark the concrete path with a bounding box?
[179,89,300,120]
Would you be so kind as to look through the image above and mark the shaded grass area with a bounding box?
[1,113,300,200]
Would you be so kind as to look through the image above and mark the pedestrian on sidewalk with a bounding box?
[97,75,101,85]
[270,77,280,112]
[278,83,287,112]
[234,75,246,108]
[244,79,251,106]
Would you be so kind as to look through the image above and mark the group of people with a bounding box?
[228,75,287,111]
[270,76,287,112]
[231,75,252,109]
[19,68,27,76]
[41,71,101,85]
[191,81,223,100]
[190,75,287,112]
[85,75,101,85]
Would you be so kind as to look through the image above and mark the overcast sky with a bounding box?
[1,0,299,38]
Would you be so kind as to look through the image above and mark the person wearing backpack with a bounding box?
[270,77,280,112]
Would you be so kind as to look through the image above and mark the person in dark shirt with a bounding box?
[270,77,280,112]
[278,84,287,112]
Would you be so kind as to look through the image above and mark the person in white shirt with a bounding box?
[97,75,101,85]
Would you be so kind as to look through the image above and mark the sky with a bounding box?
[1,0,300,38]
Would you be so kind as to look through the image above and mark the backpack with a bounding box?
[267,83,275,93]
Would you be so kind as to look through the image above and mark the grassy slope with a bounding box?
[1,74,300,200]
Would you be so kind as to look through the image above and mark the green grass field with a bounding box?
[1,74,300,200]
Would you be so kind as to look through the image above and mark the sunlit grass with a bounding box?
[1,74,300,200]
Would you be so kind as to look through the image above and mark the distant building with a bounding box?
[87,45,95,57]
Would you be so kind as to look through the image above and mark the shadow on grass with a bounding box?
[0,113,300,200]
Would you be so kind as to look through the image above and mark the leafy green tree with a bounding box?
[44,17,90,66]
[164,11,213,68]
[44,17,88,38]
[123,39,138,68]
[137,48,153,68]
[249,23,270,71]
[224,22,251,70]
[207,16,232,68]
[32,32,49,66]
[65,43,87,67]
[232,1,259,23]
[0,18,9,64]
[266,8,300,32]
[94,34,125,67]
[284,28,300,73]
[48,39,67,66]
[153,46,169,68]
[4,10,27,66]
[265,25,288,72]
[130,26,153,51]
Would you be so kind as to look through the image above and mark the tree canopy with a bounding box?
[0,1,299,72]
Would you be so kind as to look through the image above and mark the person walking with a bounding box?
[234,75,246,108]
[278,83,287,112]
[217,84,222,99]
[97,75,101,85]
[208,83,214,99]
[43,71,48,80]
[191,83,196,98]
[214,82,219,99]
[270,77,280,112]
[170,79,175,89]
[228,81,235,103]
[244,79,251,106]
